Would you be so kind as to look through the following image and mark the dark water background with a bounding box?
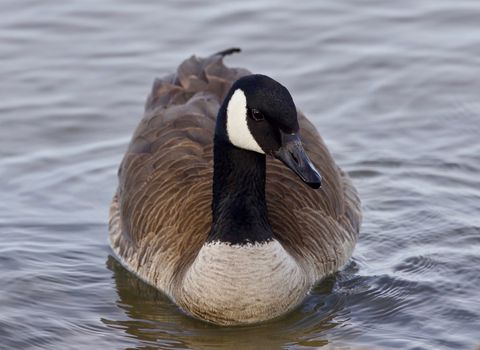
[1,1,480,349]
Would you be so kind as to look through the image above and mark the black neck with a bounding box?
[208,135,273,244]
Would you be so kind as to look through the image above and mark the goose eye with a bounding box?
[250,108,264,121]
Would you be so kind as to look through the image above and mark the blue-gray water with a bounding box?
[1,1,479,349]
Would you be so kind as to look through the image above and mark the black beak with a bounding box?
[274,131,322,189]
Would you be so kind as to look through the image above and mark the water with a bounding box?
[1,1,479,349]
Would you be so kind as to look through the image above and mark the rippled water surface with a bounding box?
[1,1,480,349]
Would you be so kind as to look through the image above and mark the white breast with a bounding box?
[177,239,310,325]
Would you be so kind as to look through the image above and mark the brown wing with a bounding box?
[109,51,361,293]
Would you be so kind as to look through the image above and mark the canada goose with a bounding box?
[109,48,361,325]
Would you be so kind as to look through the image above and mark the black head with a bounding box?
[218,74,322,189]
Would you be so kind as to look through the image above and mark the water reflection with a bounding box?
[104,255,355,349]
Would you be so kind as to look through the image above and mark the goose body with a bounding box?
[109,49,361,325]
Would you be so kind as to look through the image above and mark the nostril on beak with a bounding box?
[290,151,299,164]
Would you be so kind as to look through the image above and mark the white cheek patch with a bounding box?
[226,89,264,154]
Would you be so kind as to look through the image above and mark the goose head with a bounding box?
[217,74,322,188]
